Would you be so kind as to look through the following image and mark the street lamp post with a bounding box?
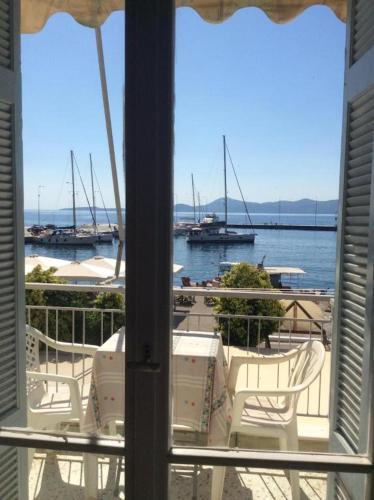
[37,185,44,226]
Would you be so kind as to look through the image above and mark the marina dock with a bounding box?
[227,223,337,232]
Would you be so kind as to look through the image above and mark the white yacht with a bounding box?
[38,229,97,246]
[188,226,255,243]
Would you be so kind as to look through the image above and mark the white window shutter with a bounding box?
[329,0,374,498]
[0,0,27,498]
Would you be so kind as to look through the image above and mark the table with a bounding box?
[83,329,232,497]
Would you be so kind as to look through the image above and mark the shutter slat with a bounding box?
[0,448,18,500]
[336,84,374,454]
[352,0,374,62]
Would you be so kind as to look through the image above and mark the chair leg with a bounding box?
[108,420,117,435]
[192,463,198,500]
[28,447,36,476]
[288,426,300,500]
[279,430,300,500]
[287,425,300,500]
[211,466,226,500]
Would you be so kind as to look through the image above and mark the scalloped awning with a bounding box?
[21,0,347,33]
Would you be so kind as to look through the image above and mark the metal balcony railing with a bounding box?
[25,282,332,420]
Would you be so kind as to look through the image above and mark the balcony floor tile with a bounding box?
[29,450,327,499]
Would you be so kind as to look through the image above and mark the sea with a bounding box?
[25,210,337,290]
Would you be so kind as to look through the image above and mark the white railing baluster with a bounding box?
[56,309,59,393]
[227,318,231,362]
[83,311,86,391]
[72,310,75,378]
[246,319,250,387]
[257,319,261,388]
[46,309,49,392]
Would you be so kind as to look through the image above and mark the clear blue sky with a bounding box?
[21,6,346,209]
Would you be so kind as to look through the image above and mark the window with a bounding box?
[1,0,374,499]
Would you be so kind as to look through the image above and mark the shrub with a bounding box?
[26,265,124,345]
[214,263,284,348]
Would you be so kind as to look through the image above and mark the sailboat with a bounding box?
[38,151,97,246]
[81,154,114,243]
[186,136,256,244]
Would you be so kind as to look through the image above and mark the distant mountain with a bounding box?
[60,207,111,211]
[175,198,338,214]
[61,198,339,214]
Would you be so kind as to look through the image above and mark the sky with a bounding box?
[21,6,346,209]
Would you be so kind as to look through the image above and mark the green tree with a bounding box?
[214,263,284,348]
[26,265,124,344]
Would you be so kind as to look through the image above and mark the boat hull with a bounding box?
[37,234,97,246]
[96,232,114,243]
[187,233,255,244]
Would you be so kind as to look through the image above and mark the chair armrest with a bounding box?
[27,325,98,355]
[26,371,83,423]
[43,338,98,356]
[231,387,299,427]
[228,351,298,394]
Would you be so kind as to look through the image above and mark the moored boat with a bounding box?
[37,229,97,246]
[187,136,256,244]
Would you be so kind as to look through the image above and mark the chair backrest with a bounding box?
[25,325,46,404]
[286,340,325,413]
[26,325,41,373]
[182,276,191,287]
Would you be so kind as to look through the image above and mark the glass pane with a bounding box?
[21,11,126,499]
[171,8,357,500]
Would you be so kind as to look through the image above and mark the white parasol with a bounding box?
[25,255,70,274]
[53,261,114,282]
[81,256,183,277]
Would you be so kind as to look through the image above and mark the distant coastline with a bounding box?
[58,197,338,215]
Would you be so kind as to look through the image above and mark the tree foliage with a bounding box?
[214,263,284,347]
[26,265,124,345]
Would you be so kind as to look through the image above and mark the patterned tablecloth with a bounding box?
[83,329,232,445]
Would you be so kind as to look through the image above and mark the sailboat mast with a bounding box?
[89,154,97,233]
[197,192,201,223]
[191,173,196,224]
[223,134,228,228]
[71,150,77,233]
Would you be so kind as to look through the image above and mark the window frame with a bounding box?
[2,0,374,499]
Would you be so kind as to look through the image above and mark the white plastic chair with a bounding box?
[26,324,98,431]
[211,340,325,500]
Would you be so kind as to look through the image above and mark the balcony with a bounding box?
[26,283,332,499]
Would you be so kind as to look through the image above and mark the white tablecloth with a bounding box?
[83,329,231,445]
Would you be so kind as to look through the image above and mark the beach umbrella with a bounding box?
[81,256,183,276]
[53,261,114,282]
[81,256,126,276]
[173,264,184,274]
[25,255,70,274]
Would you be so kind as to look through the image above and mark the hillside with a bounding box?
[60,198,338,214]
[175,198,338,214]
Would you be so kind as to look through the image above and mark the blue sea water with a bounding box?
[24,209,337,290]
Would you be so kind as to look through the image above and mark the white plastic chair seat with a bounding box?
[239,395,293,428]
[29,381,91,413]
